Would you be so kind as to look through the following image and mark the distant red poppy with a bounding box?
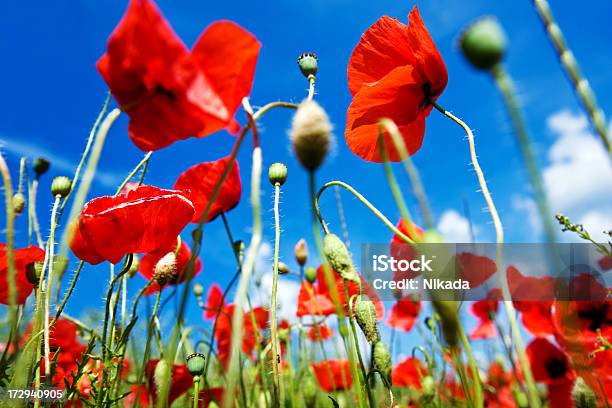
[70,186,194,265]
[204,284,225,320]
[386,295,420,332]
[0,244,45,305]
[139,240,202,294]
[97,0,260,151]
[311,359,352,392]
[527,338,575,408]
[455,253,497,289]
[469,288,501,340]
[124,384,150,407]
[390,219,425,281]
[145,360,193,405]
[507,266,556,336]
[599,255,612,271]
[392,357,425,388]
[307,323,333,341]
[173,156,241,223]
[346,6,447,162]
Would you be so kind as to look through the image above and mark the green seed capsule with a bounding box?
[323,233,359,284]
[12,193,25,215]
[304,266,317,283]
[372,341,392,384]
[354,296,380,344]
[186,352,206,377]
[297,52,318,78]
[53,255,69,276]
[460,16,507,71]
[51,176,72,197]
[268,162,288,186]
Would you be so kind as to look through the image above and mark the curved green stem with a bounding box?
[531,0,612,159]
[43,195,61,380]
[270,182,282,407]
[431,100,541,408]
[114,151,153,195]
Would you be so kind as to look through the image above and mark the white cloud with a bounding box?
[437,209,472,243]
[579,210,612,242]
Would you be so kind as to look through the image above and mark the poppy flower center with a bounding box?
[544,357,567,379]
[577,302,610,332]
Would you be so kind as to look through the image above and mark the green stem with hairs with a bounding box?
[192,377,200,408]
[430,100,541,408]
[531,0,612,159]
[0,153,17,351]
[270,181,282,407]
[43,195,61,381]
[28,177,44,247]
[307,75,316,101]
[134,288,162,408]
[114,151,153,195]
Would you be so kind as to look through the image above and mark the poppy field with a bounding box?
[1,0,611,407]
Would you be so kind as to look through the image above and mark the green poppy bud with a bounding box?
[186,352,206,377]
[153,252,176,286]
[33,157,50,176]
[302,375,318,408]
[294,239,308,267]
[209,402,220,408]
[290,100,332,171]
[304,266,317,283]
[193,282,204,297]
[433,300,460,348]
[460,17,507,71]
[153,359,171,396]
[277,261,289,275]
[372,341,392,384]
[573,377,597,408]
[26,261,44,286]
[323,233,359,284]
[12,192,25,215]
[297,52,318,78]
[51,176,72,197]
[268,162,288,186]
[421,375,435,397]
[354,296,380,344]
[53,255,69,276]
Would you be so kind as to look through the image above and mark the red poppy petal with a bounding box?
[174,156,241,223]
[455,252,497,289]
[469,320,497,340]
[526,337,574,385]
[192,21,261,124]
[205,284,225,319]
[311,360,352,392]
[392,357,425,388]
[348,16,414,95]
[386,296,420,332]
[0,245,45,305]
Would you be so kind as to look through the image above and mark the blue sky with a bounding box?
[1,0,612,349]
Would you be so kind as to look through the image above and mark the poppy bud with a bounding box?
[421,229,445,244]
[302,375,318,408]
[26,261,44,286]
[127,256,140,278]
[459,16,507,71]
[290,100,332,171]
[186,352,206,377]
[51,176,72,197]
[421,375,435,397]
[572,377,597,408]
[323,233,359,284]
[297,52,318,78]
[268,162,288,186]
[304,266,317,283]
[433,300,460,348]
[153,252,177,286]
[294,239,308,266]
[33,157,50,176]
[193,282,204,297]
[209,402,220,408]
[12,193,25,215]
[354,296,380,344]
[53,255,69,276]
[154,359,172,397]
[277,262,289,275]
[372,341,392,384]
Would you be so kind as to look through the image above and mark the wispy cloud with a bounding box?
[0,135,123,188]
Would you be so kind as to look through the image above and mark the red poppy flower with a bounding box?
[307,324,333,341]
[386,295,420,332]
[173,156,241,223]
[204,284,225,319]
[599,255,612,271]
[70,186,195,265]
[345,6,447,162]
[455,252,497,290]
[139,240,202,295]
[0,244,45,305]
[389,219,425,281]
[391,357,425,388]
[469,288,501,340]
[145,360,193,405]
[311,359,352,392]
[97,0,260,151]
[526,338,575,408]
[124,384,150,407]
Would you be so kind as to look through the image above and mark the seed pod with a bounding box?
[51,176,72,197]
[12,193,25,215]
[460,16,507,71]
[297,52,318,78]
[186,352,206,377]
[26,262,44,286]
[290,100,332,171]
[372,341,392,384]
[277,262,289,275]
[268,162,288,186]
[153,359,171,398]
[302,375,318,408]
[354,296,380,344]
[304,266,317,283]
[153,252,177,286]
[294,239,308,267]
[33,157,50,176]
[573,377,597,408]
[53,255,69,276]
[323,233,359,284]
[193,282,204,297]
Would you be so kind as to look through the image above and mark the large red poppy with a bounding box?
[526,338,575,408]
[0,244,45,305]
[97,0,260,151]
[70,186,194,265]
[469,288,501,340]
[144,360,193,405]
[311,359,352,392]
[391,357,425,388]
[346,6,447,162]
[173,156,241,223]
[138,240,202,294]
[455,252,497,289]
[386,295,420,332]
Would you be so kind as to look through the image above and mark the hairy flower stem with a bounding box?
[458,322,483,407]
[531,0,612,158]
[491,65,557,247]
[307,75,316,101]
[0,153,17,351]
[115,151,153,195]
[43,195,61,381]
[430,101,541,408]
[28,178,44,247]
[134,288,162,408]
[270,181,283,407]
[379,118,435,230]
